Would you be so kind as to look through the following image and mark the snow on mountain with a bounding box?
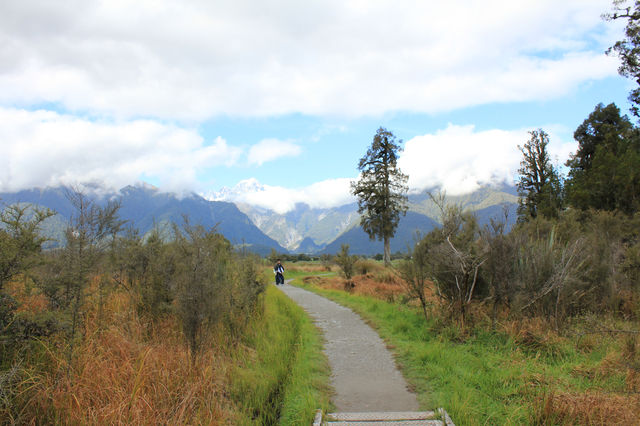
[203,178,266,202]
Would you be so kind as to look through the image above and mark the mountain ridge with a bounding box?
[227,183,519,253]
[0,184,287,256]
[2,182,519,256]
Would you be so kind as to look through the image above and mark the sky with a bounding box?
[0,0,635,213]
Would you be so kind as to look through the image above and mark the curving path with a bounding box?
[277,280,419,413]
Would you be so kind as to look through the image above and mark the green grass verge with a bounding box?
[230,285,331,425]
[293,281,627,425]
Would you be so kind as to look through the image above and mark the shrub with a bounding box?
[428,204,486,326]
[335,244,357,282]
[510,225,586,326]
[172,221,233,361]
[398,236,432,323]
[479,210,517,328]
[320,254,333,271]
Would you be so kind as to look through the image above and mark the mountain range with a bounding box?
[217,181,519,254]
[1,182,519,256]
[0,184,287,256]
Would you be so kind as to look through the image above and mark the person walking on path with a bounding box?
[274,259,285,285]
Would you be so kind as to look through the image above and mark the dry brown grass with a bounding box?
[287,262,334,274]
[299,264,447,309]
[34,331,231,424]
[5,278,49,314]
[500,316,555,337]
[10,282,237,425]
[537,391,640,425]
[303,271,410,303]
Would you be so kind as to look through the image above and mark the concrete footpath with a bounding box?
[276,281,420,412]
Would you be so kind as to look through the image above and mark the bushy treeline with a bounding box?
[0,190,266,421]
[401,205,639,327]
[401,102,640,329]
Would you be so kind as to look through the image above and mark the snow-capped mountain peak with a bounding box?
[203,178,266,202]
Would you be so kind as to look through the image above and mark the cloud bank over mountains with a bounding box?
[399,124,575,196]
[0,106,574,213]
[0,0,619,211]
[208,125,575,213]
[0,107,297,194]
[206,178,355,215]
[0,0,620,119]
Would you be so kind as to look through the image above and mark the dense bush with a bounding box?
[0,192,273,422]
[403,205,640,328]
[418,203,487,325]
[1,193,266,369]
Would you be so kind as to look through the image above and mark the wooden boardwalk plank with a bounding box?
[326,411,437,421]
[325,421,442,426]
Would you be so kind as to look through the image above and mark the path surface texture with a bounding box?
[277,281,420,412]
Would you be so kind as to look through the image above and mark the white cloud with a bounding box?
[398,124,576,195]
[218,178,355,214]
[247,138,302,166]
[0,107,242,192]
[0,0,623,119]
[212,123,577,213]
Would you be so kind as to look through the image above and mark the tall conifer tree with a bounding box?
[516,129,563,221]
[351,127,408,265]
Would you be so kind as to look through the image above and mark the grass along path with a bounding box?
[230,284,332,425]
[293,278,639,425]
[278,280,420,413]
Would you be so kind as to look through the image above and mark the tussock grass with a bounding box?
[535,391,640,425]
[354,259,384,276]
[12,291,233,425]
[295,278,640,425]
